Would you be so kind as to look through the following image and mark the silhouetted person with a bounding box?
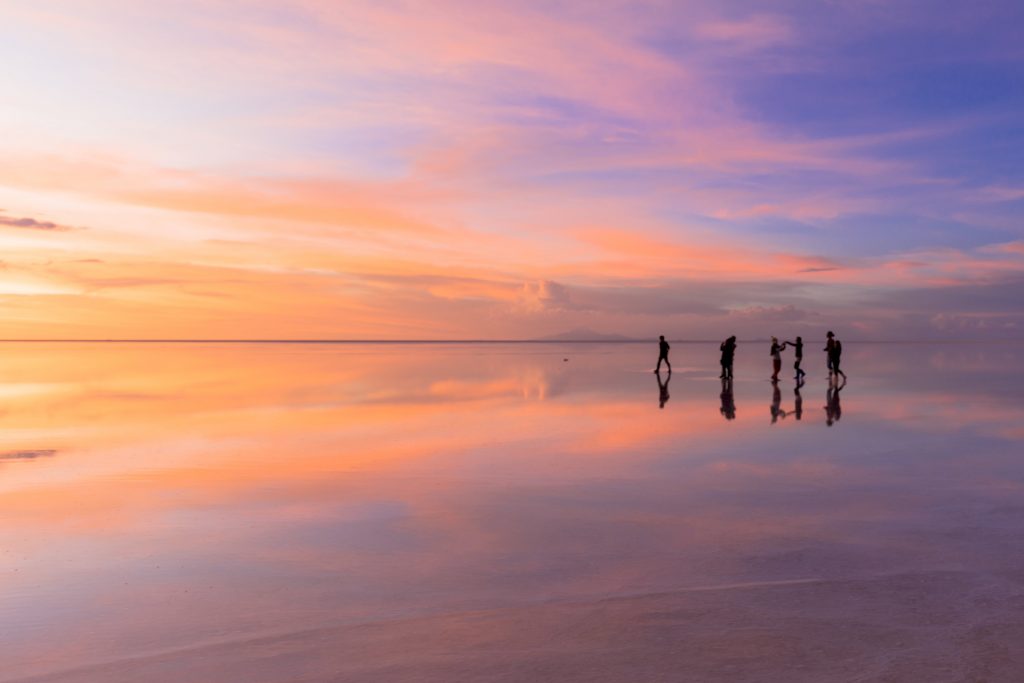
[656,370,671,409]
[655,335,671,374]
[719,336,736,379]
[824,376,845,426]
[770,336,782,382]
[831,336,846,380]
[784,336,806,381]
[824,331,837,377]
[792,382,803,420]
[720,377,736,420]
[770,381,782,424]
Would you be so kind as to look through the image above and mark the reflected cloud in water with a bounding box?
[0,449,57,461]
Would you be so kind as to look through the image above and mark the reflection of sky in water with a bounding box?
[2,342,1024,680]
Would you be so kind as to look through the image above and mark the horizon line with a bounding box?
[0,338,1022,344]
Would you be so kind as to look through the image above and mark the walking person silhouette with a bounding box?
[655,335,671,374]
[832,336,846,380]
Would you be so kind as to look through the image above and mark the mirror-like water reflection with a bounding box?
[3,342,1024,682]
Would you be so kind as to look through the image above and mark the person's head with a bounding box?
[729,336,736,343]
[826,330,834,338]
[796,336,802,343]
[771,336,778,343]
[659,335,665,341]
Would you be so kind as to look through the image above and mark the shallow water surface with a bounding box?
[3,341,1024,682]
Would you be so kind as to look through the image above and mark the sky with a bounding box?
[1,0,1023,340]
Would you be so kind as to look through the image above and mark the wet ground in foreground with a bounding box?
[3,341,1024,682]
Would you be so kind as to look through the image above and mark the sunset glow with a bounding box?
[2,1,1024,339]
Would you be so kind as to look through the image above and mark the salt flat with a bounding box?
[3,341,1024,682]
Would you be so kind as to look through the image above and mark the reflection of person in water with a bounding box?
[719,336,736,379]
[770,381,783,423]
[655,335,671,374]
[824,376,845,426]
[792,382,803,420]
[720,377,736,420]
[656,370,670,409]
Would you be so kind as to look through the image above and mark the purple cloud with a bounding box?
[0,212,76,231]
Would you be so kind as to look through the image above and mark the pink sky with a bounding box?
[1,0,1023,339]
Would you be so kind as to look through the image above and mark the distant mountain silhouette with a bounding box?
[537,328,639,342]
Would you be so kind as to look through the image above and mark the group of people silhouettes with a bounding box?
[653,331,847,425]
[654,331,846,384]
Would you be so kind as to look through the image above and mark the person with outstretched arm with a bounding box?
[784,336,806,381]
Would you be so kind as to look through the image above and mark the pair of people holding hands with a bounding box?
[769,332,843,383]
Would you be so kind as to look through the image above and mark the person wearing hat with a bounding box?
[823,331,840,378]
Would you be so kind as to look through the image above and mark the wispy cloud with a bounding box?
[696,14,795,50]
[0,1,1021,338]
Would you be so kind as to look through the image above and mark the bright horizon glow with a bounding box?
[1,1,1023,340]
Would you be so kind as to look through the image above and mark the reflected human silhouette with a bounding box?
[824,376,846,426]
[792,381,804,420]
[720,377,736,420]
[770,382,783,424]
[656,370,671,409]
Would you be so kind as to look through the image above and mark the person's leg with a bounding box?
[655,356,662,373]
